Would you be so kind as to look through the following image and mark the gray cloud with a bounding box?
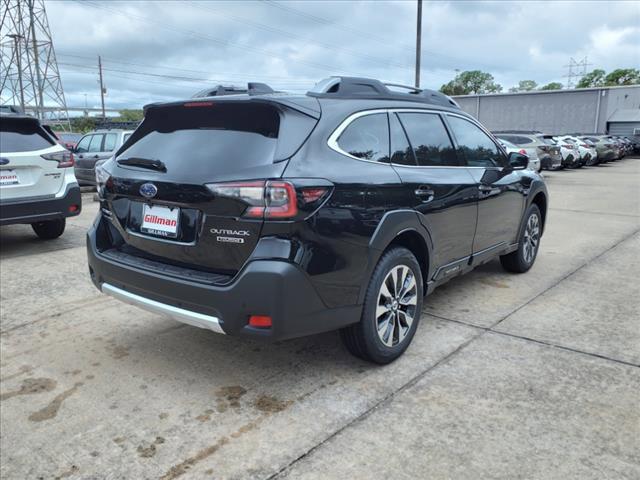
[43,0,640,110]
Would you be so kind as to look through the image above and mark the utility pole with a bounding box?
[414,0,422,88]
[98,55,105,119]
[28,0,44,120]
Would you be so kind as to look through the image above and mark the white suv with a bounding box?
[0,114,81,239]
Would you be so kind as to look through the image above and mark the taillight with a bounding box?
[41,151,74,168]
[580,144,589,148]
[518,149,527,155]
[264,181,298,218]
[562,144,573,149]
[206,180,330,220]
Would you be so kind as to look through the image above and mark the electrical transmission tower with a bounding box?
[563,56,591,89]
[1,0,70,129]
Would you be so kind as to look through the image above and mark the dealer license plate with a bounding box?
[141,204,180,238]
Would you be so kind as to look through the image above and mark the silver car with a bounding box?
[498,138,541,172]
[493,132,561,170]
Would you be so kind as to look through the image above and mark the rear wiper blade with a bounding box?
[117,157,166,172]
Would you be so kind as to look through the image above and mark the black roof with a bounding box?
[146,76,462,119]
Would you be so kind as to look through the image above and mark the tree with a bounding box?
[510,80,538,92]
[440,70,502,95]
[116,109,144,122]
[604,68,640,86]
[576,69,606,88]
[540,82,563,90]
[70,116,96,133]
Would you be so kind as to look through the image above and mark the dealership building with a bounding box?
[453,85,640,136]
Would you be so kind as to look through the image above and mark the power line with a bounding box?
[261,0,506,73]
[58,61,314,88]
[57,52,317,83]
[70,0,353,74]
[186,1,415,71]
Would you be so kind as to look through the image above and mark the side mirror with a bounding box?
[508,152,529,170]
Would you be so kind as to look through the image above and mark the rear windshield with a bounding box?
[0,117,55,153]
[119,103,280,172]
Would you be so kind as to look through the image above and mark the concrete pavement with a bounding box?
[1,159,639,479]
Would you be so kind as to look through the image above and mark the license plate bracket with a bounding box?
[140,204,180,238]
[0,169,19,186]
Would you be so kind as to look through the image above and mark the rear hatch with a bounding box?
[0,116,67,201]
[99,99,319,277]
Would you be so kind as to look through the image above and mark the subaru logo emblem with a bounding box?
[0,158,9,166]
[139,183,158,199]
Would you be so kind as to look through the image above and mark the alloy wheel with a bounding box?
[522,213,540,265]
[375,265,418,347]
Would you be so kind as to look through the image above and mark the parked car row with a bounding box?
[493,130,637,170]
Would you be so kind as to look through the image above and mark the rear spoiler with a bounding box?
[143,96,321,120]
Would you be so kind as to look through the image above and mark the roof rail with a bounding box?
[192,82,275,98]
[0,105,25,115]
[307,76,460,109]
[492,130,543,134]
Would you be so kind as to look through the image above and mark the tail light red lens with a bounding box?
[518,149,527,155]
[41,151,74,168]
[248,315,272,328]
[206,180,329,220]
[265,181,298,218]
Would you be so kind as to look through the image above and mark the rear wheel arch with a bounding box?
[363,210,433,301]
[386,230,429,295]
[531,191,547,234]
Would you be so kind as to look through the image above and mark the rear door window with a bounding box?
[398,112,460,167]
[389,113,415,165]
[337,113,389,162]
[75,135,92,153]
[447,116,507,168]
[88,134,104,153]
[0,118,55,152]
[103,133,118,152]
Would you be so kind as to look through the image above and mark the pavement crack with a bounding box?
[267,229,640,479]
[490,227,640,331]
[265,329,484,480]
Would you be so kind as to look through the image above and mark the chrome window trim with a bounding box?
[327,107,501,169]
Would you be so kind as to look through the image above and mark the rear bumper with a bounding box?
[87,220,361,340]
[540,155,562,169]
[0,183,81,226]
[74,167,96,185]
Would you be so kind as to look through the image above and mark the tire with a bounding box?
[341,247,423,364]
[500,205,541,273]
[31,218,66,240]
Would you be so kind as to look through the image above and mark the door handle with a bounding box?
[415,186,435,203]
[478,185,493,193]
[92,155,100,159]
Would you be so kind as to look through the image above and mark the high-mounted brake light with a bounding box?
[41,151,74,168]
[183,101,214,108]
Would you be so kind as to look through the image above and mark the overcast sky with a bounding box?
[45,0,640,111]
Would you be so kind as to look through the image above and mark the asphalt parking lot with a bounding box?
[1,159,639,479]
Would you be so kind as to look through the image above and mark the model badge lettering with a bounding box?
[210,228,250,236]
[217,236,244,244]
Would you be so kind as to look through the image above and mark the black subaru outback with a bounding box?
[87,77,548,364]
